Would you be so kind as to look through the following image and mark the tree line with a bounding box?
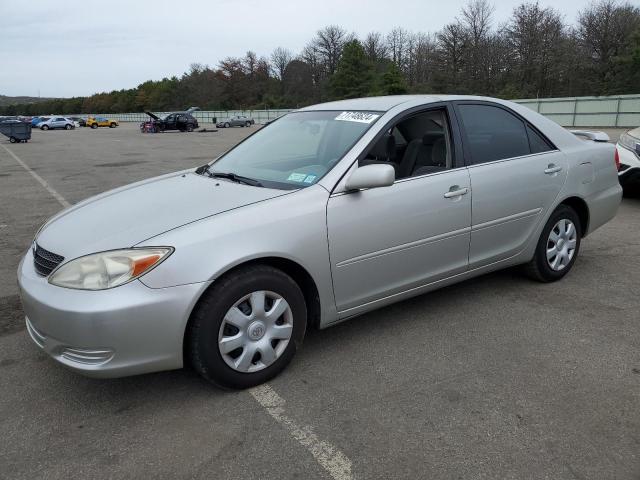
[2,0,639,117]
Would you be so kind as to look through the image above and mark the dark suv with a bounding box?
[145,112,199,132]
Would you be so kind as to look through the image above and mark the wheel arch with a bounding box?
[558,196,590,237]
[182,256,322,362]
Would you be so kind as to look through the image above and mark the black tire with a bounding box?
[41,125,49,130]
[188,265,307,389]
[9,136,16,143]
[110,123,117,128]
[245,121,251,127]
[524,205,582,282]
[187,124,194,132]
[224,122,230,128]
[65,124,72,130]
[91,124,98,129]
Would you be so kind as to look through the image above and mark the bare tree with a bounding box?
[363,32,388,62]
[386,27,411,70]
[505,2,567,96]
[310,25,350,76]
[459,0,496,91]
[576,0,640,92]
[270,47,293,80]
[436,23,466,92]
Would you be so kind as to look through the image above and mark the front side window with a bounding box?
[458,104,531,165]
[360,109,453,179]
[208,110,380,189]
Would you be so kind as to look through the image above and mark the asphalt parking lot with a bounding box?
[1,123,639,480]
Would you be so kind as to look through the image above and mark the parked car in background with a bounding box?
[69,117,87,127]
[37,117,75,130]
[31,117,48,127]
[19,95,621,389]
[144,111,198,132]
[217,115,255,128]
[87,116,118,129]
[616,127,640,192]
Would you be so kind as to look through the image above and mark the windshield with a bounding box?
[208,110,381,189]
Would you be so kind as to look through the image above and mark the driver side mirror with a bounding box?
[345,164,395,191]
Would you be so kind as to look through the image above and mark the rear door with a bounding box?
[454,101,567,267]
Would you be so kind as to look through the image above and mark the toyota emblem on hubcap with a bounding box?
[248,321,266,341]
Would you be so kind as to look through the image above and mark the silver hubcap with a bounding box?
[218,291,293,373]
[546,219,577,271]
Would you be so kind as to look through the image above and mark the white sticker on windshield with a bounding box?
[335,111,380,124]
[287,172,307,182]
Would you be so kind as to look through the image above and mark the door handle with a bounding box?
[544,164,563,175]
[444,186,469,198]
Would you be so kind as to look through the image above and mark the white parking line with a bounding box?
[1,144,71,208]
[250,385,354,480]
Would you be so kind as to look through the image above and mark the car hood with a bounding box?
[36,171,290,260]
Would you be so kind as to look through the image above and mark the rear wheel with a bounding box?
[524,205,581,282]
[9,136,16,143]
[188,265,307,389]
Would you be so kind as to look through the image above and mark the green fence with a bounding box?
[92,94,640,128]
[514,94,640,127]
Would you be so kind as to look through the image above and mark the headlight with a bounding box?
[619,132,639,152]
[48,247,173,290]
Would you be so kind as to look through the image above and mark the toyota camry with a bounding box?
[18,96,622,389]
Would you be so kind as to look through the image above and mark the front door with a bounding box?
[326,106,471,314]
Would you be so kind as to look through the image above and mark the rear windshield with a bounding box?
[209,110,380,189]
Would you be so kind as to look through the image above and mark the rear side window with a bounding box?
[526,125,553,153]
[458,104,531,164]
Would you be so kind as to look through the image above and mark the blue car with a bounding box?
[31,117,48,127]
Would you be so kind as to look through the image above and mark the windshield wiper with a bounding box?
[208,171,264,187]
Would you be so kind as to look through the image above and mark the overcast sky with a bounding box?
[1,0,589,98]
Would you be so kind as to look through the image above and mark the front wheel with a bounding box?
[186,124,194,132]
[524,205,582,282]
[41,125,49,130]
[9,136,16,143]
[224,122,230,128]
[65,124,72,130]
[188,265,307,389]
[91,124,98,129]
[245,121,251,127]
[110,123,117,128]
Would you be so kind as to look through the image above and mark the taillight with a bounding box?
[614,147,620,171]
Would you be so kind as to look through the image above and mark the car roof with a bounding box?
[298,94,525,112]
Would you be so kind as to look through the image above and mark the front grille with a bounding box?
[33,244,64,276]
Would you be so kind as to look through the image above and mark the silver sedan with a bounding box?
[18,95,622,389]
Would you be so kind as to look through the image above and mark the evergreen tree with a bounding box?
[330,40,375,99]
[381,61,408,95]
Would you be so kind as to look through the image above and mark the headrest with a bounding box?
[422,132,444,146]
[370,134,396,160]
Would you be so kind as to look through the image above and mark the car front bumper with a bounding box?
[617,143,640,187]
[17,248,207,378]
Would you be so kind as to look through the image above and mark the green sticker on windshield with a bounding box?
[287,172,307,182]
